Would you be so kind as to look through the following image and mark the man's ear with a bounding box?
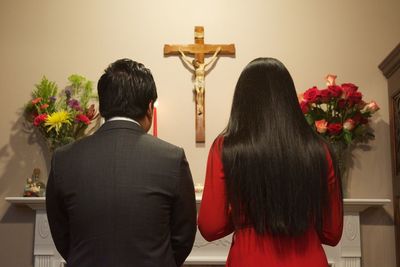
[137,102,153,133]
[147,102,153,119]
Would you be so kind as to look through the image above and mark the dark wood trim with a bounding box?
[390,89,400,267]
[380,42,400,267]
[379,43,400,79]
[390,90,400,175]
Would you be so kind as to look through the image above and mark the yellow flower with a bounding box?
[45,111,71,133]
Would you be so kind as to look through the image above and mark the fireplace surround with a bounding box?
[5,195,390,267]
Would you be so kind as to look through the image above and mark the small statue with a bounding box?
[23,168,46,197]
[194,183,204,193]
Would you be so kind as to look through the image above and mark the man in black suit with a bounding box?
[46,59,197,267]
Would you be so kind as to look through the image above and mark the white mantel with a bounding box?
[5,196,391,267]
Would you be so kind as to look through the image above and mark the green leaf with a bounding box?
[343,130,352,145]
[68,74,86,90]
[305,114,314,125]
[33,76,58,100]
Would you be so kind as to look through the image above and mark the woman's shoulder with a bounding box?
[211,135,225,151]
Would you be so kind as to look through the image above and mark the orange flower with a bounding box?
[32,97,42,105]
[325,74,337,86]
[40,103,49,110]
[315,119,328,134]
[297,93,304,103]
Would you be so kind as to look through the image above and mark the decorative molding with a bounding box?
[343,257,361,267]
[5,196,391,266]
[185,255,228,265]
[5,197,391,212]
[342,198,391,212]
[379,43,400,79]
[344,217,359,241]
[38,217,50,239]
[34,255,51,267]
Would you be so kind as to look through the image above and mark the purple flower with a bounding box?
[49,96,57,102]
[68,99,82,111]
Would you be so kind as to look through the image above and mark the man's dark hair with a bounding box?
[98,58,157,120]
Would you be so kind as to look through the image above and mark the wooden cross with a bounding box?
[164,26,235,143]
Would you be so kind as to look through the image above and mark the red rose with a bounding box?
[347,91,362,105]
[76,114,90,125]
[337,99,347,109]
[33,114,48,126]
[328,85,343,98]
[352,112,362,124]
[342,83,358,95]
[327,123,343,135]
[300,101,309,113]
[352,112,368,124]
[303,86,320,103]
[319,89,331,103]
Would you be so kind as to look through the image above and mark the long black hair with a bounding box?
[222,58,334,236]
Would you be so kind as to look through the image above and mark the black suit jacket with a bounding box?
[46,120,197,267]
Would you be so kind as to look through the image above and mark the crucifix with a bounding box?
[164,26,235,143]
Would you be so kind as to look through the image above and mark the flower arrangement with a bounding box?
[298,74,379,148]
[25,74,98,150]
[299,74,380,195]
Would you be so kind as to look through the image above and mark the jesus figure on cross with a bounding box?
[164,26,235,143]
[179,47,221,116]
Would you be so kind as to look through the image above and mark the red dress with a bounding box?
[198,137,343,267]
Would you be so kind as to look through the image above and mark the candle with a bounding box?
[153,101,158,137]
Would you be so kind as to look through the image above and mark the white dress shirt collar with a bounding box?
[107,116,141,126]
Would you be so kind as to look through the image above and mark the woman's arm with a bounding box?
[319,150,344,246]
[198,137,234,241]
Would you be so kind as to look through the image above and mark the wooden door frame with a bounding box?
[379,42,400,267]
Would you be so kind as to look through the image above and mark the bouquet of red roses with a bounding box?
[298,74,379,147]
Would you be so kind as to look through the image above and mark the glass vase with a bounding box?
[330,142,351,198]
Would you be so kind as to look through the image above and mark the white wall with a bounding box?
[0,0,399,266]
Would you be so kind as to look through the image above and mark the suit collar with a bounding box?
[96,119,146,134]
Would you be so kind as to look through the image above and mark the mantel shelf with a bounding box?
[343,198,391,212]
[5,197,45,210]
[6,196,391,213]
[4,196,392,266]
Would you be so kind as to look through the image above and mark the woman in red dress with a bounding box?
[198,58,343,267]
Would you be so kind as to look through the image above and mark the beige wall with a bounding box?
[1,0,399,266]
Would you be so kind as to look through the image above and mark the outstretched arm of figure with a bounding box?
[204,47,222,68]
[179,49,194,69]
